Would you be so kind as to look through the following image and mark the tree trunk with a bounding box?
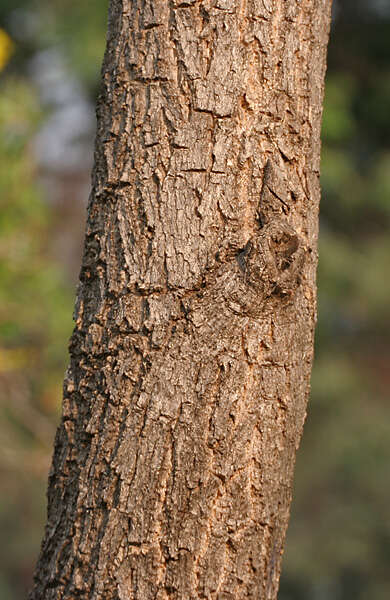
[30,1,332,598]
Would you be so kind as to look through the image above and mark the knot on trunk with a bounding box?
[238,220,305,301]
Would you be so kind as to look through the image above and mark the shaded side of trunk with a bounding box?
[31,1,332,599]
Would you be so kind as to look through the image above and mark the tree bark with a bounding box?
[30,1,332,598]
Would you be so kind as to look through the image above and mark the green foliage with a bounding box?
[0,77,73,598]
[0,77,73,372]
[322,75,357,144]
[39,0,109,90]
[56,0,108,88]
[280,9,390,600]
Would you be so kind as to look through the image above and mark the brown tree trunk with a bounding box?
[30,1,332,598]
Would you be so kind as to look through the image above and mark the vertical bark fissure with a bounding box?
[30,1,332,599]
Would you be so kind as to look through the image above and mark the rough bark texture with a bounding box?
[30,1,332,599]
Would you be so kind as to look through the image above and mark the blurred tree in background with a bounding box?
[0,1,388,599]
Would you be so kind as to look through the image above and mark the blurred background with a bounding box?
[0,1,389,598]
